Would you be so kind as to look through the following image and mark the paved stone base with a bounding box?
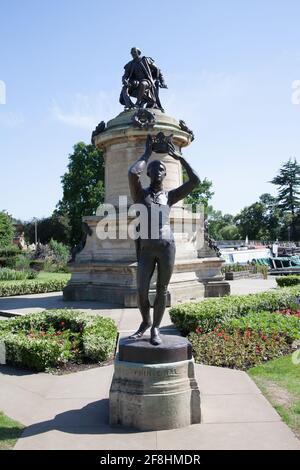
[0,362,299,450]
[63,257,229,306]
[109,358,200,431]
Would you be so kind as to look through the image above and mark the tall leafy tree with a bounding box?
[57,142,105,246]
[183,172,214,212]
[24,212,71,245]
[271,158,300,240]
[234,202,267,240]
[206,207,240,240]
[0,211,14,248]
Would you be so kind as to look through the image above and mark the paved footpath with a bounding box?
[0,276,299,449]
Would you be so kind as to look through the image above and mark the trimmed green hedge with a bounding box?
[276,275,300,287]
[0,309,118,371]
[0,279,68,297]
[169,286,300,334]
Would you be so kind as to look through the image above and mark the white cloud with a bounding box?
[51,92,120,129]
[0,111,24,128]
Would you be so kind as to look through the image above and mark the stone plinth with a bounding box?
[109,335,201,431]
[63,109,230,304]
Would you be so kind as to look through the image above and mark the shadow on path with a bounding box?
[0,294,123,314]
[19,399,139,438]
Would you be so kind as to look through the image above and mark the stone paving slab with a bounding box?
[0,362,299,450]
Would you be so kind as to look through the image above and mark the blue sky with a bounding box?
[1,0,300,221]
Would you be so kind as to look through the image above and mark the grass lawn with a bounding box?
[0,272,71,297]
[37,272,71,282]
[0,411,24,450]
[249,353,300,439]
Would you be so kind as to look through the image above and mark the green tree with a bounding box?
[219,224,240,240]
[271,158,300,240]
[258,193,281,241]
[57,142,105,246]
[234,202,267,240]
[0,211,14,248]
[206,207,239,240]
[183,172,214,212]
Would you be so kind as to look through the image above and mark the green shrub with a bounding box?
[223,311,300,342]
[0,213,14,248]
[15,255,31,271]
[0,309,117,371]
[0,246,20,257]
[169,286,300,335]
[276,276,300,287]
[43,259,70,273]
[49,239,70,264]
[0,279,68,297]
[189,328,291,370]
[0,268,37,281]
[29,260,46,271]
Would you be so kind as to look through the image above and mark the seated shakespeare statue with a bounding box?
[120,47,167,111]
[128,134,200,345]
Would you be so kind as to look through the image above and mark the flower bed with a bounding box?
[170,286,300,370]
[189,327,291,370]
[224,271,264,280]
[0,309,118,371]
[169,286,300,335]
[223,311,300,343]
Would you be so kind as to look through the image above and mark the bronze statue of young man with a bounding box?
[128,134,200,345]
[120,47,167,111]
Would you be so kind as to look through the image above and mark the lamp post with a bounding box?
[33,218,38,245]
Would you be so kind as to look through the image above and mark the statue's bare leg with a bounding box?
[129,248,156,339]
[151,241,176,345]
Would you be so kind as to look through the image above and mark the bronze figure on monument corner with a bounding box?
[128,133,200,346]
[120,47,167,112]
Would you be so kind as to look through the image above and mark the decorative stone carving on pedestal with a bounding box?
[109,335,201,431]
[63,108,230,305]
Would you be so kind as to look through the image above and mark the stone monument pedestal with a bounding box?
[63,109,230,305]
[109,335,201,431]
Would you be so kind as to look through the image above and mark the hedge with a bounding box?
[169,286,300,334]
[0,268,37,281]
[0,309,118,371]
[0,279,68,297]
[276,276,300,287]
[0,246,21,269]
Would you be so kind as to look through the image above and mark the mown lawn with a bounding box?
[249,353,300,439]
[37,272,71,282]
[0,411,24,450]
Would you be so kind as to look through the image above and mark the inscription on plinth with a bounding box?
[109,335,201,431]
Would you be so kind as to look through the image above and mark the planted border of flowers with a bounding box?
[188,327,291,370]
[0,279,68,297]
[0,309,118,371]
[169,286,300,335]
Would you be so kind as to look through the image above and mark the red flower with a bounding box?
[60,321,65,327]
[255,344,261,354]
[261,335,268,341]
[195,327,203,334]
